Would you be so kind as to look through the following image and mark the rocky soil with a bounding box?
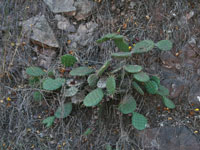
[0,0,200,150]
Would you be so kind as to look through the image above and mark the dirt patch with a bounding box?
[0,0,200,149]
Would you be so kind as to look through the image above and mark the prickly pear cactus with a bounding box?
[118,95,137,114]
[96,33,118,43]
[133,40,154,54]
[162,96,175,109]
[96,33,129,52]
[61,54,77,67]
[54,102,72,119]
[124,65,142,73]
[83,88,104,107]
[26,67,45,76]
[43,78,65,91]
[42,116,55,128]
[70,67,94,76]
[145,80,158,94]
[111,52,132,58]
[97,60,111,77]
[87,74,99,88]
[132,112,147,130]
[132,81,144,95]
[155,40,172,51]
[64,87,78,97]
[113,38,129,52]
[156,85,169,96]
[106,76,116,95]
[33,91,43,101]
[150,75,160,85]
[133,72,150,82]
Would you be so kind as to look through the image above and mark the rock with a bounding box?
[74,0,95,21]
[67,21,98,46]
[35,47,57,69]
[161,78,185,99]
[55,15,76,32]
[137,126,200,150]
[21,15,59,48]
[43,0,76,16]
[188,82,200,104]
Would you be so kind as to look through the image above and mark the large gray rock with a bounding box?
[55,15,76,32]
[43,0,76,16]
[137,126,200,150]
[21,15,59,48]
[67,21,98,47]
[74,0,96,21]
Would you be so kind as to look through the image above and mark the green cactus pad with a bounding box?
[114,38,129,52]
[26,67,45,76]
[29,77,40,86]
[97,60,111,77]
[87,74,99,88]
[162,96,175,109]
[132,81,144,95]
[64,87,78,97]
[156,85,169,96]
[61,54,77,67]
[97,34,129,51]
[133,40,154,54]
[96,33,120,43]
[124,65,142,73]
[43,78,65,91]
[33,91,43,101]
[118,95,137,114]
[145,80,158,94]
[133,72,150,82]
[42,116,55,128]
[111,52,132,58]
[83,88,104,107]
[155,40,173,51]
[132,112,147,130]
[70,67,94,76]
[106,76,116,95]
[54,102,72,118]
[150,75,160,85]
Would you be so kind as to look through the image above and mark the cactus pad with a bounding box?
[70,67,94,76]
[114,38,129,52]
[42,116,55,128]
[106,76,116,95]
[64,87,78,97]
[150,75,160,85]
[83,88,104,107]
[61,54,77,67]
[111,52,132,58]
[26,67,45,76]
[33,91,43,101]
[124,65,142,73]
[43,78,65,91]
[155,40,172,51]
[96,33,119,43]
[97,60,111,76]
[156,85,169,96]
[145,80,158,94]
[132,112,147,130]
[87,74,99,88]
[54,102,72,118]
[118,95,137,114]
[133,40,154,54]
[132,81,144,95]
[162,96,175,109]
[133,72,150,82]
